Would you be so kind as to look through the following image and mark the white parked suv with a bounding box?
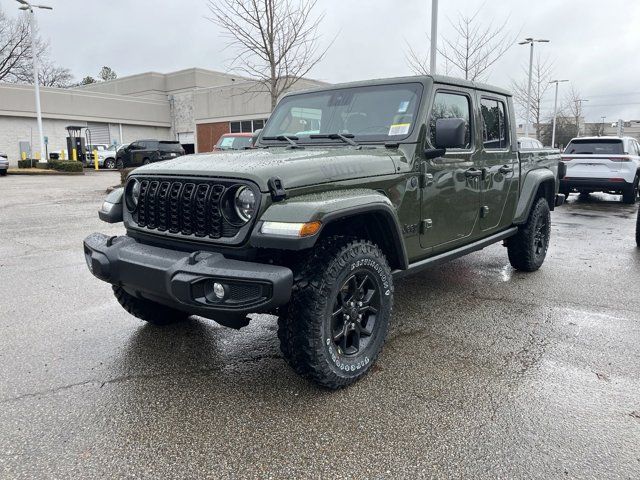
[560,136,640,204]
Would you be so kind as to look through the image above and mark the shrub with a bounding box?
[48,160,84,173]
[17,160,33,168]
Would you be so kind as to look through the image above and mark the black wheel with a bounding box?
[0,170,6,176]
[622,176,639,204]
[636,206,640,247]
[142,158,151,165]
[507,197,551,272]
[561,188,571,200]
[278,237,393,389]
[112,285,189,326]
[116,159,124,170]
[104,158,116,170]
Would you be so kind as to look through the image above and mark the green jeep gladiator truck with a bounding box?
[84,75,565,389]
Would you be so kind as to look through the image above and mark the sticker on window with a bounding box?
[398,101,410,113]
[388,123,411,136]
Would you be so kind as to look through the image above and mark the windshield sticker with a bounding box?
[398,101,410,113]
[388,123,411,136]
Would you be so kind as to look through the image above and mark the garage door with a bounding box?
[87,122,110,144]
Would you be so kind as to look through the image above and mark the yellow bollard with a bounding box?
[21,151,26,161]
[93,150,99,170]
[34,151,40,161]
[72,148,77,161]
[60,150,65,160]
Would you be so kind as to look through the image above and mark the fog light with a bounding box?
[213,282,226,299]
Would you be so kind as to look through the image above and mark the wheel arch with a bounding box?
[514,169,557,225]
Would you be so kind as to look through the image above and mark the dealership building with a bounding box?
[0,68,326,166]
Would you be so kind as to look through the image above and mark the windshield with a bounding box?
[261,83,423,144]
[216,136,252,150]
[564,139,624,155]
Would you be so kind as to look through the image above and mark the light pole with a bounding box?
[574,98,588,136]
[429,0,438,74]
[549,79,568,148]
[16,0,52,164]
[600,116,606,136]
[519,38,550,138]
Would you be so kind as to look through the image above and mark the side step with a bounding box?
[392,227,518,279]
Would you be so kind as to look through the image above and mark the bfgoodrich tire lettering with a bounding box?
[507,197,551,272]
[278,237,393,389]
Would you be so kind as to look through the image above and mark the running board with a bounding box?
[393,227,518,279]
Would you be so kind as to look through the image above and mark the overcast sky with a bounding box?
[1,0,639,122]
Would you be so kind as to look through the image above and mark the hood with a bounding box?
[130,147,399,191]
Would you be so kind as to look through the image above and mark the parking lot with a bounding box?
[0,171,638,479]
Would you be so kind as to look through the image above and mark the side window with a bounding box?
[481,98,508,149]
[430,92,472,149]
[631,140,640,156]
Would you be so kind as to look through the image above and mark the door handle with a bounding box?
[464,167,483,178]
[498,165,514,174]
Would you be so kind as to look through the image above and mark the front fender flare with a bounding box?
[513,169,556,224]
[250,189,408,269]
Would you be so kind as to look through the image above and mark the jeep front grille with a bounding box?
[130,177,253,242]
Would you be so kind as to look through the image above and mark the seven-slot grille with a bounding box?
[132,178,246,240]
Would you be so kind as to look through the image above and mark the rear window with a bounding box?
[217,136,252,150]
[564,139,623,155]
[159,141,184,152]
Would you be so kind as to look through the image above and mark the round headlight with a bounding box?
[234,186,256,223]
[125,178,141,211]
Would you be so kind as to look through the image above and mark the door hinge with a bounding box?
[480,206,490,218]
[419,162,434,188]
[420,219,433,233]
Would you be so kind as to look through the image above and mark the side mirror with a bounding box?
[435,118,467,149]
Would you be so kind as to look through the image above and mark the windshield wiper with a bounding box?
[310,133,360,148]
[261,135,301,148]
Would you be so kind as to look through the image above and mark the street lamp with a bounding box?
[15,0,53,164]
[574,98,589,136]
[549,79,568,148]
[600,116,606,136]
[429,0,438,74]
[519,38,550,138]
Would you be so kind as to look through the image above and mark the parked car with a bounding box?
[85,75,563,389]
[518,137,545,150]
[0,152,8,176]
[560,136,640,203]
[214,133,254,151]
[85,145,118,169]
[636,206,640,247]
[115,140,185,169]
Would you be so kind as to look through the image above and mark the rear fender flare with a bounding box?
[514,169,556,224]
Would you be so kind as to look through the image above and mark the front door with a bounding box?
[420,89,481,252]
[478,96,518,231]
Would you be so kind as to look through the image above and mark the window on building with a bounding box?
[229,119,269,134]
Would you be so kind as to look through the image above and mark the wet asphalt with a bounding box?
[0,171,639,479]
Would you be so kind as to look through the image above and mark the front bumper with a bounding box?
[83,233,293,325]
[561,177,631,193]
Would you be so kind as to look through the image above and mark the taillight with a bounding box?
[609,157,631,162]
[561,156,572,162]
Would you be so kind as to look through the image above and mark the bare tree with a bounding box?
[0,9,32,83]
[38,60,73,87]
[407,6,518,80]
[564,85,586,136]
[510,55,554,140]
[207,0,329,109]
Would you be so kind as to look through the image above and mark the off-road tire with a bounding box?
[636,206,640,247]
[278,237,393,389]
[507,197,551,272]
[112,285,189,325]
[622,176,639,204]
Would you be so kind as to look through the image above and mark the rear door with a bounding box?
[420,88,482,251]
[478,95,518,232]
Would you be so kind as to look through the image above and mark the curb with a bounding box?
[7,169,85,176]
